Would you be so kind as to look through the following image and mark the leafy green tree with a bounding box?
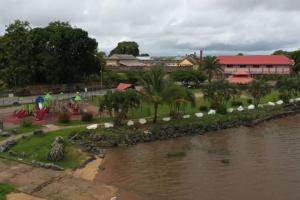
[0,20,32,86]
[140,67,167,123]
[109,41,139,56]
[0,20,100,86]
[276,77,300,103]
[162,84,195,118]
[273,49,300,73]
[201,56,222,83]
[248,80,271,106]
[202,80,232,108]
[170,70,206,87]
[99,89,141,125]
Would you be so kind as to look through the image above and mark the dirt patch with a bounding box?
[0,158,118,200]
[72,157,103,181]
[7,192,46,200]
[194,92,203,98]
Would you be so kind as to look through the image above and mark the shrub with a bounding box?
[216,104,227,115]
[0,183,15,199]
[58,112,70,123]
[20,119,32,128]
[247,99,253,104]
[81,112,93,122]
[199,105,209,112]
[231,101,243,107]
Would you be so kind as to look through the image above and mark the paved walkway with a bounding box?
[0,89,113,107]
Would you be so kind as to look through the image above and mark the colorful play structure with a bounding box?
[14,92,83,121]
[68,93,82,114]
[15,93,52,121]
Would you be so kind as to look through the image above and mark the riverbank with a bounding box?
[72,103,300,155]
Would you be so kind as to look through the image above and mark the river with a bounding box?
[96,115,300,200]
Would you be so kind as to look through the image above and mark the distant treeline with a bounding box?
[0,20,103,87]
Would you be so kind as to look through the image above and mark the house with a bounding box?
[106,54,146,69]
[179,55,200,70]
[136,56,156,66]
[217,55,294,77]
[227,70,254,84]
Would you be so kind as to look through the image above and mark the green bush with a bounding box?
[81,112,93,122]
[58,112,70,124]
[247,99,253,104]
[20,119,32,128]
[199,105,209,112]
[216,104,227,115]
[231,101,243,107]
[0,182,15,200]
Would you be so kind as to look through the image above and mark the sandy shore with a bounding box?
[7,192,46,200]
[0,158,117,200]
[72,156,103,181]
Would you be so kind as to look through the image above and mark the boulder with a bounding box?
[195,113,204,118]
[0,140,17,152]
[208,109,216,115]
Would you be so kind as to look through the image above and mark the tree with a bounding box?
[99,89,141,125]
[201,56,222,83]
[140,67,167,123]
[170,70,206,87]
[139,53,149,57]
[0,20,32,86]
[162,84,195,118]
[0,20,100,86]
[273,49,300,73]
[202,80,232,108]
[109,41,139,56]
[248,80,271,106]
[276,77,300,103]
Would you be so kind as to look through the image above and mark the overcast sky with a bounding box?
[1,0,300,56]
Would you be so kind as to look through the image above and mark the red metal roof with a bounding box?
[217,55,293,65]
[117,83,133,91]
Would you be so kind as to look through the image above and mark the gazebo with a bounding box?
[227,70,254,84]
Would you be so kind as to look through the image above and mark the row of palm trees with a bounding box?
[99,67,195,125]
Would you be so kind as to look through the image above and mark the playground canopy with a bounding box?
[75,95,82,102]
[44,93,53,101]
[35,96,44,104]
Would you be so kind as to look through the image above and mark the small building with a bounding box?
[227,70,254,84]
[136,56,156,66]
[217,55,294,77]
[106,54,146,70]
[179,55,200,70]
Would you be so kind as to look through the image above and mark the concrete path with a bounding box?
[0,89,113,107]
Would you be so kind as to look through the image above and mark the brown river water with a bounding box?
[96,115,300,200]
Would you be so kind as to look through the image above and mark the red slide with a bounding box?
[35,108,49,121]
[15,109,27,119]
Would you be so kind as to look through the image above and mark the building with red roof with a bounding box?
[227,70,254,84]
[217,55,294,77]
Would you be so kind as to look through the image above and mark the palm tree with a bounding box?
[248,80,270,106]
[140,67,167,123]
[162,84,195,118]
[99,89,141,125]
[202,80,232,108]
[201,56,222,83]
[276,77,300,103]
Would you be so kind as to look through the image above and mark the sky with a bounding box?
[1,0,300,56]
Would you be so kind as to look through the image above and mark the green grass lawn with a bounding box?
[0,183,15,200]
[2,128,89,169]
[87,89,281,122]
[6,124,43,134]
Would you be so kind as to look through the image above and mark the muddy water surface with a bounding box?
[97,115,300,200]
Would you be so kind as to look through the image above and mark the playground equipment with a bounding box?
[34,96,49,121]
[68,93,82,114]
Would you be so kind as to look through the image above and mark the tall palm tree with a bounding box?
[201,56,222,83]
[140,67,166,123]
[248,80,270,106]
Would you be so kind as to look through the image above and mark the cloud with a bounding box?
[0,0,300,56]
